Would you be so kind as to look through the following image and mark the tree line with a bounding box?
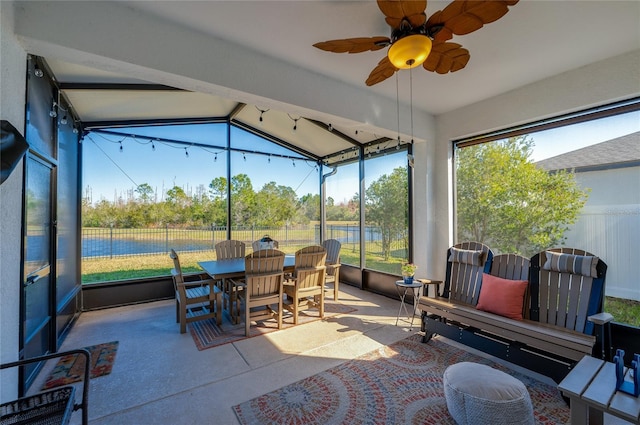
[82,173,361,228]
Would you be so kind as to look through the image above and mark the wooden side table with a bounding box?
[416,278,443,298]
[558,355,640,424]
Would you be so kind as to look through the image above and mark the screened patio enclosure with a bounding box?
[40,55,415,305]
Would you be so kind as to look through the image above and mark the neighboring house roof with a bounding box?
[536,131,640,172]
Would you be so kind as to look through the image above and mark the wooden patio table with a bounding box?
[198,255,295,323]
[558,355,640,425]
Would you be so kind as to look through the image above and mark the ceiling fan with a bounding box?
[313,0,519,86]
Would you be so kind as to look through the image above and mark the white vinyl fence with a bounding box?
[563,204,640,301]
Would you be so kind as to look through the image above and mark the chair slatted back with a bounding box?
[490,253,531,319]
[530,248,607,334]
[169,249,183,289]
[245,249,285,297]
[322,239,341,276]
[295,245,326,290]
[444,242,492,305]
[215,240,246,260]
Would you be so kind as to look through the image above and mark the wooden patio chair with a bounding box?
[215,240,246,316]
[231,249,285,336]
[530,247,607,336]
[283,245,327,325]
[440,241,493,302]
[486,253,531,320]
[215,239,246,260]
[169,249,221,333]
[322,239,342,301]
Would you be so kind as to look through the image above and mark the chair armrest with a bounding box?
[1,349,91,425]
[183,272,213,282]
[181,278,216,289]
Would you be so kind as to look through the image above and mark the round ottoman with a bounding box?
[443,362,534,425]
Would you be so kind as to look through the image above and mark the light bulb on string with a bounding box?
[60,115,68,125]
[185,147,189,158]
[256,107,268,127]
[243,153,246,162]
[268,155,271,164]
[292,159,296,167]
[214,153,218,162]
[151,140,156,151]
[49,102,57,118]
[34,64,44,78]
[119,141,123,152]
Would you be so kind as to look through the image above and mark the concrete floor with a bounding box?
[31,283,630,425]
[33,284,415,424]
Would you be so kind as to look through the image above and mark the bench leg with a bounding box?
[421,312,436,343]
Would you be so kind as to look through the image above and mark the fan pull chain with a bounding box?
[396,72,401,148]
[410,66,414,145]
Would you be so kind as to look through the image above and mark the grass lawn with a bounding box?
[82,252,639,328]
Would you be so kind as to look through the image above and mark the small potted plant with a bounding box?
[401,263,418,284]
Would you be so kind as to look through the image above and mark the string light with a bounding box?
[151,140,156,151]
[119,141,123,152]
[268,155,271,164]
[328,123,333,132]
[288,114,300,132]
[184,147,189,157]
[256,107,269,126]
[292,159,296,167]
[60,115,68,125]
[214,153,217,162]
[49,101,57,118]
[34,63,44,78]
[243,153,246,161]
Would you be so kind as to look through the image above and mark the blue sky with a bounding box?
[83,110,638,204]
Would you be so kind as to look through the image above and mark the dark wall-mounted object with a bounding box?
[1,120,29,184]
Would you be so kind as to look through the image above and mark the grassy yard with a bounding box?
[82,252,639,328]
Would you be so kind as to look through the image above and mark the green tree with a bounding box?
[230,174,256,226]
[365,167,408,260]
[456,136,589,256]
[253,182,297,226]
[135,183,154,203]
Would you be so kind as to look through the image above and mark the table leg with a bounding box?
[588,406,603,425]
[568,396,589,425]
[409,286,419,330]
[395,287,407,326]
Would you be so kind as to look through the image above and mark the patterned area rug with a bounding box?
[190,300,356,350]
[42,341,119,390]
[233,335,569,425]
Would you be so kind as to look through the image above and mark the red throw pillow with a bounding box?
[476,273,528,321]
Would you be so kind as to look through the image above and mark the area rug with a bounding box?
[190,300,356,351]
[42,341,119,390]
[233,335,569,425]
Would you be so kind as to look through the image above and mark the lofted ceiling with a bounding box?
[29,0,640,162]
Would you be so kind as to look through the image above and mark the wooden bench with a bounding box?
[419,242,608,383]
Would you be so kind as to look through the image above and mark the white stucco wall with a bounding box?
[0,0,27,402]
[430,50,640,280]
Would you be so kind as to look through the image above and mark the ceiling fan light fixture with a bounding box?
[387,34,432,69]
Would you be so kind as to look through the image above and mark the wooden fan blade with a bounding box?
[377,0,427,29]
[366,56,398,86]
[423,42,470,74]
[313,37,390,53]
[427,0,518,42]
